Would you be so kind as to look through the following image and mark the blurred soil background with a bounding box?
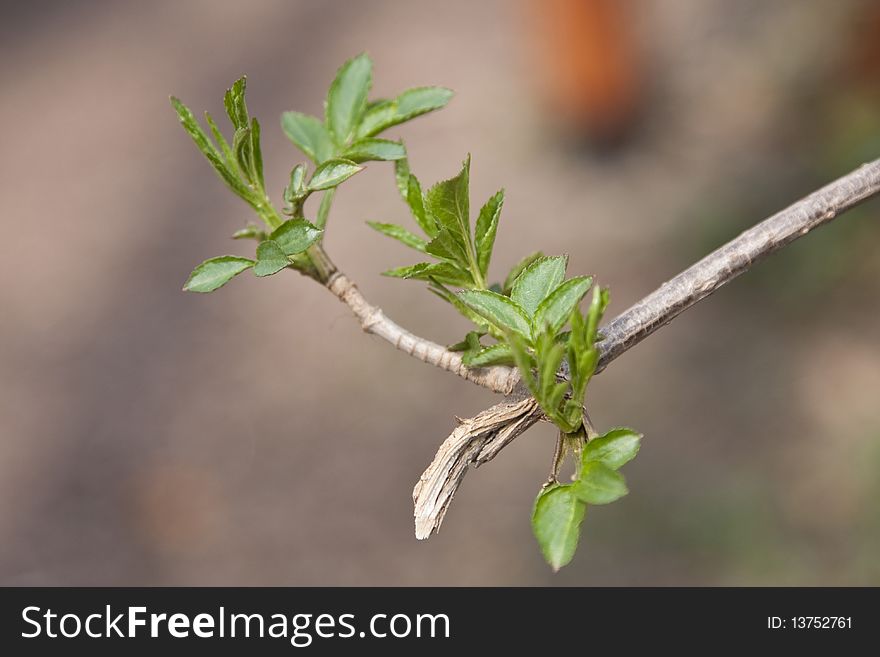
[1,0,879,585]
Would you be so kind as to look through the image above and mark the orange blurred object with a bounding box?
[529,0,641,147]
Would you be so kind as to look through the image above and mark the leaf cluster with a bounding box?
[532,428,642,570]
[173,54,452,292]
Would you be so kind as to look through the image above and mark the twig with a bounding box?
[325,269,520,394]
[595,158,880,371]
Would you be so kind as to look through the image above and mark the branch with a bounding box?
[324,268,520,395]
[594,158,880,371]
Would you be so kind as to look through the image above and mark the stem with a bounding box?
[595,158,880,372]
[324,267,520,394]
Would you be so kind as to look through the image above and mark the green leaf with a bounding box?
[448,330,484,352]
[326,53,372,145]
[356,86,454,138]
[507,332,537,392]
[232,126,253,181]
[532,484,586,571]
[223,77,248,129]
[284,164,307,204]
[416,263,474,287]
[316,188,335,229]
[511,256,568,317]
[249,117,264,189]
[503,252,544,295]
[457,290,531,339]
[308,158,363,190]
[269,219,323,255]
[406,174,436,237]
[475,189,504,279]
[573,462,628,505]
[533,276,593,335]
[358,100,397,140]
[343,138,406,162]
[462,343,514,367]
[424,156,472,266]
[583,428,642,471]
[425,229,470,266]
[253,240,290,277]
[280,112,335,163]
[367,222,427,251]
[231,224,267,242]
[382,262,432,279]
[587,285,610,344]
[183,256,253,293]
[204,111,236,169]
[395,86,454,122]
[171,97,251,199]
[536,331,566,395]
[382,262,471,287]
[394,157,411,200]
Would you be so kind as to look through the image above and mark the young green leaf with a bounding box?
[462,343,515,367]
[583,428,642,471]
[284,163,307,205]
[326,53,372,145]
[171,97,251,199]
[183,256,254,293]
[280,112,336,163]
[533,276,593,335]
[232,126,253,182]
[532,484,586,571]
[475,189,504,279]
[394,86,454,123]
[231,225,267,242]
[308,158,363,190]
[394,157,411,200]
[382,262,433,279]
[448,330,484,352]
[204,111,236,169]
[385,263,471,287]
[503,252,544,295]
[223,77,248,130]
[413,263,474,287]
[269,219,323,255]
[511,256,568,317]
[249,117,264,189]
[356,86,454,138]
[535,330,565,393]
[458,290,532,339]
[343,138,406,162]
[507,332,537,392]
[425,229,470,267]
[358,100,396,141]
[573,461,628,505]
[586,285,610,344]
[424,157,473,269]
[406,175,436,238]
[367,222,427,251]
[253,240,290,277]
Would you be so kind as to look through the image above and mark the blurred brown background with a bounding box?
[1,0,879,585]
